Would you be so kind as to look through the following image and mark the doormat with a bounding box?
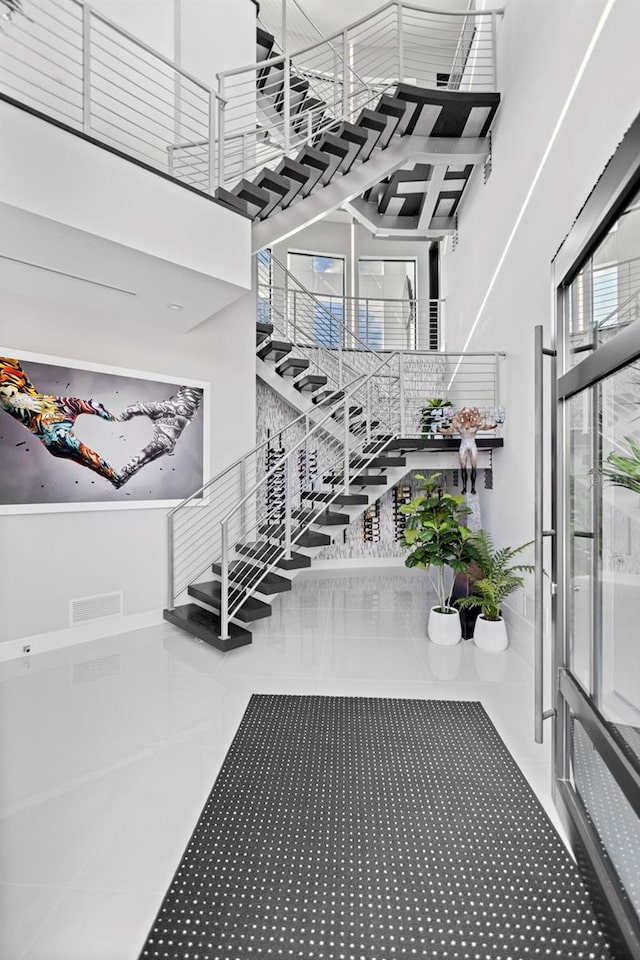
[139,696,611,959]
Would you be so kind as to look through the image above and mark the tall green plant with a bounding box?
[599,436,640,495]
[400,473,479,613]
[455,530,534,621]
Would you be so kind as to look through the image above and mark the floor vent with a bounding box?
[69,591,123,626]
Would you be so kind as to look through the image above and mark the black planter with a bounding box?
[452,571,480,641]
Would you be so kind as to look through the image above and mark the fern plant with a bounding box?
[455,530,534,622]
[599,436,640,495]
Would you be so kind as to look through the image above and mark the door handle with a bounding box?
[534,325,557,744]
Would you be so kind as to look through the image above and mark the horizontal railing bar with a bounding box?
[7,21,83,67]
[90,60,208,123]
[90,86,205,143]
[89,42,207,106]
[64,0,219,96]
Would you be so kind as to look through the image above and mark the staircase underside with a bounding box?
[215,85,499,247]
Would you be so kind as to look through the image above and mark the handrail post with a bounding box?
[217,77,225,187]
[399,351,406,435]
[397,3,404,83]
[220,520,230,641]
[284,461,292,560]
[343,400,351,495]
[167,514,174,610]
[240,459,247,543]
[342,29,349,116]
[208,90,217,195]
[283,55,291,155]
[82,3,92,134]
[366,380,372,443]
[338,336,343,387]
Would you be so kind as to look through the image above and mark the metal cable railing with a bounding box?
[0,0,220,192]
[0,0,500,198]
[217,1,500,188]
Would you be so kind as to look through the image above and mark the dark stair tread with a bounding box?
[356,108,388,158]
[163,604,251,652]
[188,580,272,623]
[276,356,310,376]
[212,562,292,595]
[293,508,350,526]
[351,419,379,433]
[214,187,250,217]
[312,389,345,405]
[256,321,273,345]
[237,542,311,569]
[253,169,297,218]
[257,339,293,361]
[324,473,388,486]
[297,529,331,547]
[332,405,363,420]
[231,179,271,217]
[329,122,369,174]
[315,132,350,183]
[384,436,504,451]
[301,490,369,506]
[276,157,318,204]
[351,455,406,468]
[294,374,328,392]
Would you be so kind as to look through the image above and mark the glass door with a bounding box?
[549,122,640,959]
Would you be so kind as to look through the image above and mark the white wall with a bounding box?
[0,288,256,644]
[178,0,256,85]
[91,0,175,59]
[440,0,640,620]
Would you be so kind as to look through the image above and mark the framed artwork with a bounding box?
[0,349,210,514]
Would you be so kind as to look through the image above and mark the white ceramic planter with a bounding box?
[427,606,461,646]
[473,615,508,652]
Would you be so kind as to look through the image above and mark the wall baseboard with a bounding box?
[0,609,164,662]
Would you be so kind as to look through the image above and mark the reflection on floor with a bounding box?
[0,567,561,960]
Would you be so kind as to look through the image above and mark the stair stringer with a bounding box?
[252,134,490,252]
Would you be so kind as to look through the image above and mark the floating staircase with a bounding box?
[213,8,501,246]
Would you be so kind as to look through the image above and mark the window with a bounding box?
[288,252,345,347]
[358,259,417,350]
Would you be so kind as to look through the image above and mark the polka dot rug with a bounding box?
[139,696,611,960]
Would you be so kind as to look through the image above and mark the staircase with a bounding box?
[165,256,504,652]
[208,3,501,245]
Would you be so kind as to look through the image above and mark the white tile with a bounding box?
[22,889,160,960]
[0,884,66,960]
[0,567,571,960]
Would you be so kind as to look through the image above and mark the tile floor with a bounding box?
[0,567,564,960]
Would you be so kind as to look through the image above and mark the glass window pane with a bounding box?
[566,362,640,759]
[358,259,416,350]
[567,187,640,366]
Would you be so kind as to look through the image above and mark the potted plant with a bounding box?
[419,398,453,438]
[456,530,534,652]
[400,473,479,645]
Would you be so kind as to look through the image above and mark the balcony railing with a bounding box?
[0,0,500,198]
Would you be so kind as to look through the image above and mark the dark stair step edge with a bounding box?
[253,169,297,219]
[188,580,272,623]
[276,157,319,204]
[231,179,271,218]
[292,508,350,526]
[373,93,407,143]
[258,523,332,547]
[312,389,345,405]
[332,405,363,420]
[350,455,406,468]
[315,132,350,184]
[256,321,273,345]
[273,72,310,115]
[324,473,388,486]
[211,562,292,595]
[302,491,368,506]
[257,339,293,362]
[356,108,388,158]
[276,356,309,376]
[236,541,311,569]
[164,604,251,652]
[294,374,328,392]
[292,97,326,137]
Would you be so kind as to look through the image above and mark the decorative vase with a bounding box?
[427,606,462,646]
[473,615,508,652]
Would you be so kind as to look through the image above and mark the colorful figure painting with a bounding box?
[0,353,207,511]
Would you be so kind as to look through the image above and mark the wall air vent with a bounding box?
[69,591,123,626]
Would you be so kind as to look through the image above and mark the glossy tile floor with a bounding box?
[0,567,563,960]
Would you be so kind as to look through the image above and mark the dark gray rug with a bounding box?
[139,695,611,959]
